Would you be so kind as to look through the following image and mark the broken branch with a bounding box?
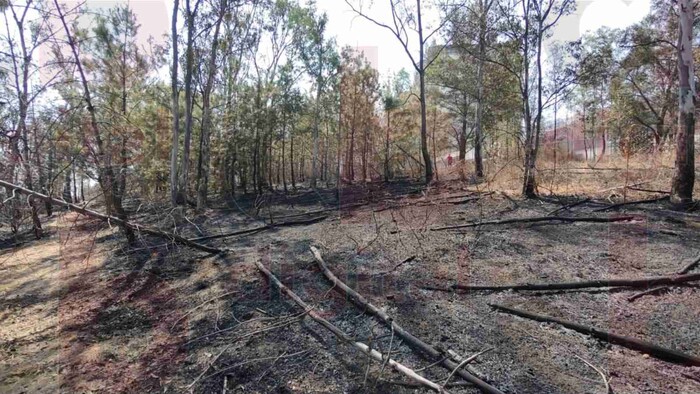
[254,260,448,393]
[678,255,700,275]
[490,303,700,366]
[310,247,504,394]
[433,272,700,293]
[0,179,222,254]
[430,215,637,231]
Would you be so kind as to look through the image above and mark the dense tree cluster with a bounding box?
[0,0,696,239]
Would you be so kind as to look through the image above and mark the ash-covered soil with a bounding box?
[2,180,699,393]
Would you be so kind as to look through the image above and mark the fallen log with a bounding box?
[430,215,637,231]
[437,272,700,292]
[678,255,700,275]
[270,201,369,220]
[254,260,448,393]
[547,198,591,216]
[626,187,670,194]
[594,196,670,212]
[0,179,222,254]
[190,215,328,242]
[627,286,671,302]
[490,303,700,366]
[310,247,504,394]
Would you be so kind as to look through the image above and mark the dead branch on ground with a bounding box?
[678,255,700,275]
[255,260,449,393]
[627,287,672,302]
[490,303,700,366]
[190,215,328,242]
[171,290,238,330]
[310,247,504,394]
[430,215,637,231]
[594,196,669,212]
[574,355,612,394]
[427,272,700,293]
[0,179,222,254]
[547,198,592,216]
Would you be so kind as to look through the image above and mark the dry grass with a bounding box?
[468,152,700,200]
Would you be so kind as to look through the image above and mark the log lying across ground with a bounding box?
[594,196,670,212]
[430,215,637,231]
[310,247,505,394]
[679,256,700,275]
[547,198,591,216]
[490,303,700,366]
[190,215,328,242]
[254,261,448,393]
[0,179,222,254]
[429,272,700,293]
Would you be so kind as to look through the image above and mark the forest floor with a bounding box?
[2,164,700,394]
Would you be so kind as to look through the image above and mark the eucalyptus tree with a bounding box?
[612,5,678,151]
[170,0,180,205]
[293,2,339,189]
[176,0,202,204]
[195,0,229,210]
[492,0,574,197]
[345,0,458,183]
[671,0,695,204]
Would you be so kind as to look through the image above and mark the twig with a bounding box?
[256,351,288,382]
[627,286,671,302]
[188,345,231,388]
[171,290,238,331]
[202,350,310,381]
[443,348,494,387]
[575,355,612,394]
[415,356,448,372]
[185,311,308,345]
[381,380,473,389]
[379,326,395,379]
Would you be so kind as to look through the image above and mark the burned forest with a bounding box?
[1,0,699,393]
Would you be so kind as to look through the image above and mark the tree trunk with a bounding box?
[290,130,296,191]
[177,0,198,205]
[282,115,288,193]
[459,108,467,161]
[671,0,696,204]
[62,170,72,203]
[310,47,324,189]
[521,4,537,198]
[196,2,224,211]
[474,0,489,179]
[384,109,391,182]
[169,0,180,205]
[417,0,433,184]
[432,106,438,181]
[54,0,134,243]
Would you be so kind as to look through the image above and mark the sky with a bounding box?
[317,0,652,77]
[76,0,652,79]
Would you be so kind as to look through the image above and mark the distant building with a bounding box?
[541,118,609,160]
